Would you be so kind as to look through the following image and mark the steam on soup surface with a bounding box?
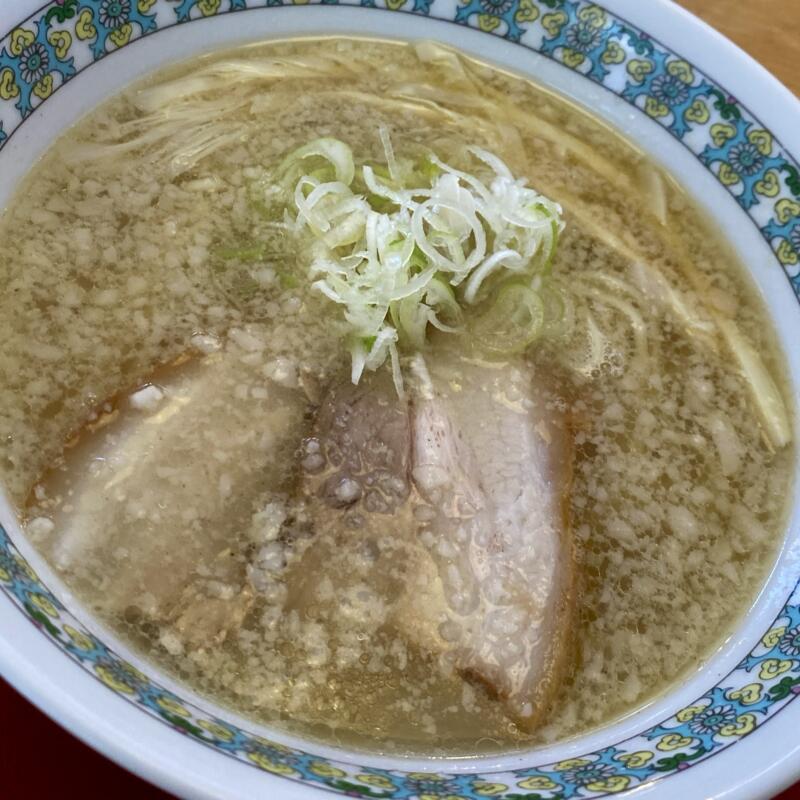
[0,37,794,754]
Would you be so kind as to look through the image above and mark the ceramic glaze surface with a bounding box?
[0,1,799,798]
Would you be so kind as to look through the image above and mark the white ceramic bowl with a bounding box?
[1,2,799,798]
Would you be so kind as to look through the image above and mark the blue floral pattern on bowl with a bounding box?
[1,1,799,797]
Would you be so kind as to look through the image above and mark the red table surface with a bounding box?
[0,677,798,799]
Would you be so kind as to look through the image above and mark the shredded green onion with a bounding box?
[471,282,545,354]
[214,242,270,263]
[273,134,564,390]
[278,137,355,188]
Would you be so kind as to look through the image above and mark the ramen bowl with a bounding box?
[0,2,799,799]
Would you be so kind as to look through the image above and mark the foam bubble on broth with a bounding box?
[0,37,793,754]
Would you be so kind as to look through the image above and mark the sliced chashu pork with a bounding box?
[291,352,574,727]
[37,348,306,647]
[401,354,574,727]
[283,370,417,628]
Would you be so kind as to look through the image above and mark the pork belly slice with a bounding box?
[40,350,305,647]
[400,353,574,727]
[283,369,417,631]
[290,354,575,726]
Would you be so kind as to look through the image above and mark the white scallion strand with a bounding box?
[278,134,564,394]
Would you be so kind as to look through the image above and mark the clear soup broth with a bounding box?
[0,37,793,754]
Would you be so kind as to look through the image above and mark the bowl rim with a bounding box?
[1,1,799,799]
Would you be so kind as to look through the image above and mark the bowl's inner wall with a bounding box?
[0,2,799,799]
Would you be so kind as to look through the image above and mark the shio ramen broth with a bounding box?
[0,38,794,753]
